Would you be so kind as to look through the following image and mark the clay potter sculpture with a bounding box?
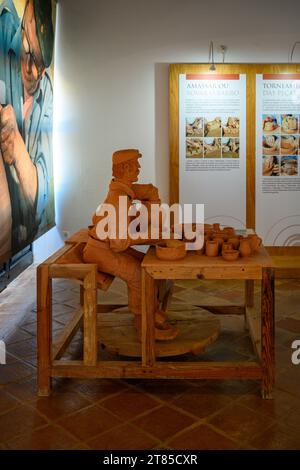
[83,148,178,341]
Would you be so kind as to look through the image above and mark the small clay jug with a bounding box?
[239,238,252,257]
[212,223,220,232]
[247,234,262,252]
[206,240,219,257]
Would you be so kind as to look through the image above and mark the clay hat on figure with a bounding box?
[112,149,142,165]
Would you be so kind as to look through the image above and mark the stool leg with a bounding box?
[37,264,52,396]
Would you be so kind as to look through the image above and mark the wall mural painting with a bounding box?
[0,0,56,263]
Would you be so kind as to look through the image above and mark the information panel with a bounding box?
[179,74,247,228]
[256,74,300,246]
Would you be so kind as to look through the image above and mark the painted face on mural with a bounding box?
[21,0,45,96]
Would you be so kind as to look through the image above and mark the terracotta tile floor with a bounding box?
[0,277,300,450]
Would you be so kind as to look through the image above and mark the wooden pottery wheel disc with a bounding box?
[97,308,220,357]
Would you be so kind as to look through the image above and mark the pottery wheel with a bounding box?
[97,308,220,357]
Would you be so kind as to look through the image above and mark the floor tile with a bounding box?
[172,389,232,419]
[87,423,158,450]
[4,376,38,402]
[168,423,238,450]
[208,403,275,443]
[101,389,160,420]
[250,422,300,450]
[133,405,196,441]
[0,404,47,443]
[59,404,122,441]
[55,378,128,401]
[31,391,91,421]
[6,424,78,450]
[0,389,19,414]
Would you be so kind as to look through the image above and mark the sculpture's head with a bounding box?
[21,0,54,96]
[112,149,142,183]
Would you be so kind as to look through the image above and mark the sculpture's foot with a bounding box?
[134,315,179,341]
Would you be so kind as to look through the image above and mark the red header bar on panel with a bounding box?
[186,74,240,80]
[263,74,300,80]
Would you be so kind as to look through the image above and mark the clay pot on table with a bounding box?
[227,237,240,250]
[212,235,224,253]
[222,242,233,254]
[212,223,220,232]
[205,240,219,257]
[223,226,236,237]
[222,249,239,261]
[239,238,252,258]
[156,240,186,261]
[247,234,262,253]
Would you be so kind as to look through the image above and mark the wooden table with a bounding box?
[141,246,275,399]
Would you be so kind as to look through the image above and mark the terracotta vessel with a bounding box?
[206,240,219,257]
[239,238,252,257]
[222,242,233,254]
[227,237,240,250]
[247,234,262,252]
[156,240,186,261]
[223,226,236,237]
[222,249,239,261]
[212,235,223,252]
[212,223,220,231]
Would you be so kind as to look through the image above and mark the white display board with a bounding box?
[256,74,300,246]
[179,73,247,229]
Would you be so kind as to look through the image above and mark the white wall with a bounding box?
[34,0,300,260]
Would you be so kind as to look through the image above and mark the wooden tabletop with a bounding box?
[142,245,274,280]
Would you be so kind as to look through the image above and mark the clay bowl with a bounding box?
[156,240,186,261]
[281,145,296,155]
[222,249,239,262]
[262,145,277,155]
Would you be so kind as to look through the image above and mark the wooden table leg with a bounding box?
[83,268,97,366]
[245,280,254,330]
[142,268,156,367]
[261,268,275,399]
[37,264,52,396]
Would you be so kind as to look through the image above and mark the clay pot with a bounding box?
[227,237,240,250]
[213,230,229,242]
[239,238,252,257]
[222,249,239,261]
[156,240,186,260]
[212,235,223,253]
[205,240,219,257]
[222,242,233,254]
[212,223,220,231]
[247,234,262,252]
[223,226,236,237]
